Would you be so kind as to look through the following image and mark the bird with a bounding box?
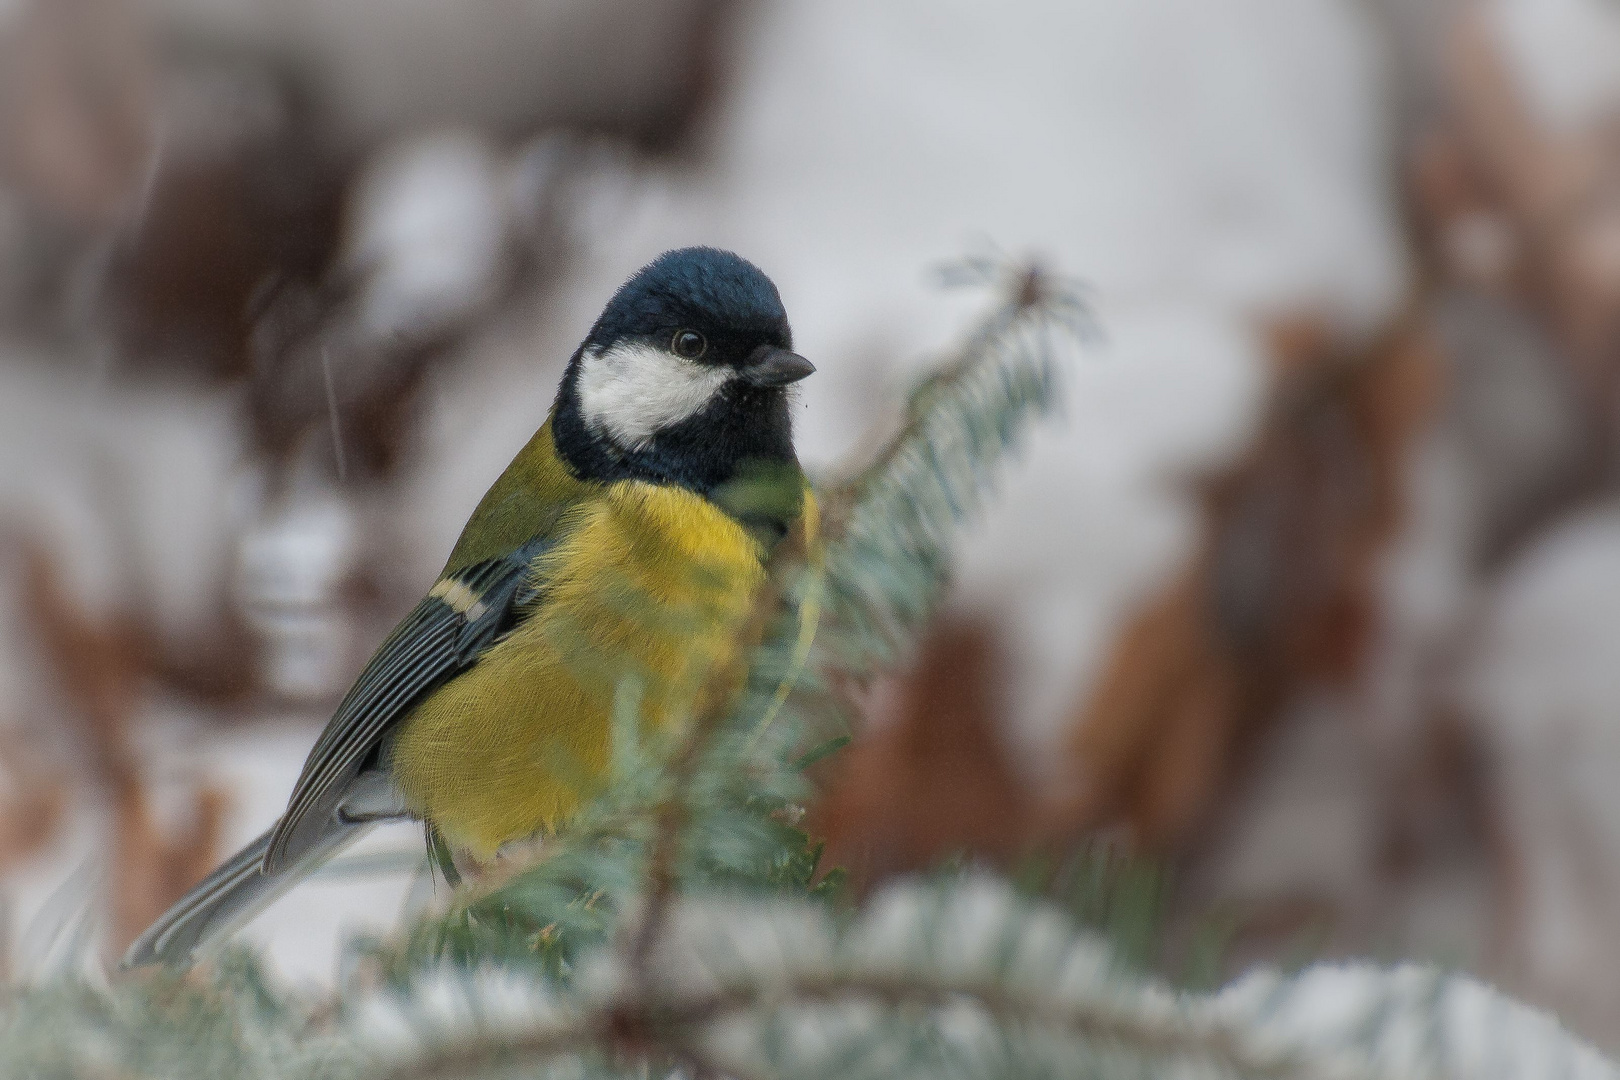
[125,246,815,968]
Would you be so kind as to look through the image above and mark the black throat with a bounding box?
[551,353,800,499]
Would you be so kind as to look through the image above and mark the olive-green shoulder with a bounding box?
[443,416,594,575]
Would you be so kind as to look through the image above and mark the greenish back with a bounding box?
[443,417,594,576]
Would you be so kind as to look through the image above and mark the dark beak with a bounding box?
[743,346,816,386]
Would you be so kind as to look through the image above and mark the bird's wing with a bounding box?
[263,535,551,871]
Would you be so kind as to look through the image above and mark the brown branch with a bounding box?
[376,967,1314,1080]
[377,1019,606,1080]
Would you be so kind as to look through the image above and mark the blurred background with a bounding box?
[4,0,1620,1046]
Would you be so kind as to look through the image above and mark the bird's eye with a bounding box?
[671,329,707,359]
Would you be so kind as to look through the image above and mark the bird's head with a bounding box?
[553,247,813,496]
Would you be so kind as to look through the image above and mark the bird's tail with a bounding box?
[122,818,371,969]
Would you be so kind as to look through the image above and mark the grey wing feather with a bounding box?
[125,538,552,969]
[264,538,550,872]
[122,772,403,969]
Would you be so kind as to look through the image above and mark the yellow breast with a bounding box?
[388,480,768,859]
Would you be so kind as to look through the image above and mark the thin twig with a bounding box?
[376,968,1323,1080]
[823,263,1058,517]
[321,345,348,482]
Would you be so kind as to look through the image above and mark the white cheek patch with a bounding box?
[576,340,734,449]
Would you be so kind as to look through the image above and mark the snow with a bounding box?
[1458,504,1620,1029]
[342,130,510,346]
[1491,0,1620,133]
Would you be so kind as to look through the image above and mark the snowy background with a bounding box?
[4,0,1620,1049]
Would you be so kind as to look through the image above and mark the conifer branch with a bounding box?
[376,969,1309,1080]
[4,257,1609,1080]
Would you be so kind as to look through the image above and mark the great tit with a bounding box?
[126,247,815,968]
